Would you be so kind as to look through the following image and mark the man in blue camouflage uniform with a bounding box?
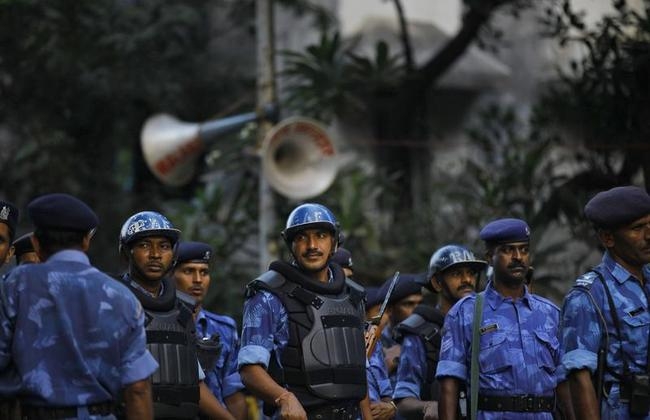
[436,218,573,420]
[393,245,487,419]
[378,275,423,388]
[238,203,370,420]
[118,211,235,419]
[561,185,650,419]
[173,241,248,420]
[364,286,396,420]
[0,193,159,419]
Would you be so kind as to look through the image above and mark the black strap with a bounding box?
[592,270,630,381]
[22,402,114,419]
[476,394,555,412]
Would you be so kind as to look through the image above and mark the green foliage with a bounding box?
[431,103,595,301]
[0,0,256,272]
[538,0,650,184]
[280,31,405,122]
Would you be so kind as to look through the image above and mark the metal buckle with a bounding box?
[525,396,535,411]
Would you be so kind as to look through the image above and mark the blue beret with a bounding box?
[479,218,530,244]
[27,193,98,232]
[378,272,423,306]
[365,286,382,308]
[0,200,19,238]
[331,247,353,269]
[13,232,34,257]
[584,185,650,229]
[176,241,213,264]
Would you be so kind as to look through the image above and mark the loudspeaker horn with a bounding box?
[261,116,338,200]
[141,105,276,186]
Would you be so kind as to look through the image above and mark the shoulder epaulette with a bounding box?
[529,293,560,312]
[575,270,600,289]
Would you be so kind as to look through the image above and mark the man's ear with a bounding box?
[81,231,93,252]
[597,228,615,249]
[3,245,14,265]
[484,249,494,265]
[430,275,442,293]
[31,235,45,261]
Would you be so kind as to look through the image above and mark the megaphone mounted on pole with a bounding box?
[260,116,338,200]
[140,104,277,186]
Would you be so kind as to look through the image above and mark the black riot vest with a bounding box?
[121,275,200,419]
[247,261,367,409]
[393,305,445,401]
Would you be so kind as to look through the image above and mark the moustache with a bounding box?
[302,251,323,258]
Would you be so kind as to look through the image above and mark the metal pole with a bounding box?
[256,0,277,273]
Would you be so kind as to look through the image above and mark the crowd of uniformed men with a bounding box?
[0,184,649,420]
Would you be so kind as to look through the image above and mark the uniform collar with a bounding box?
[602,250,643,284]
[46,249,90,265]
[484,280,532,310]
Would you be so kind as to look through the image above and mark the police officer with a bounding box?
[118,211,235,419]
[380,275,424,384]
[0,193,158,419]
[393,245,487,419]
[12,232,40,265]
[562,185,650,419]
[365,286,397,420]
[238,203,368,419]
[332,247,354,278]
[172,241,248,420]
[0,200,18,268]
[436,218,572,420]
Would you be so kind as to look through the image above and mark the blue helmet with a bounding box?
[420,245,487,291]
[118,211,181,256]
[281,203,340,246]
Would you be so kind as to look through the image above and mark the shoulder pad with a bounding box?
[346,278,365,307]
[245,270,286,298]
[396,313,427,333]
[346,278,365,295]
[575,271,600,289]
[413,305,445,326]
[204,311,237,329]
[176,290,197,309]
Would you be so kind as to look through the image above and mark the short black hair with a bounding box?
[33,228,87,258]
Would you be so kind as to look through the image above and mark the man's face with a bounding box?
[389,293,422,324]
[435,264,479,305]
[291,228,335,273]
[603,214,650,269]
[0,224,14,267]
[487,242,530,287]
[18,252,40,265]
[174,262,211,305]
[130,236,175,281]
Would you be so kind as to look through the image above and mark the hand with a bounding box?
[383,344,401,374]
[422,401,439,420]
[370,401,396,420]
[277,392,307,420]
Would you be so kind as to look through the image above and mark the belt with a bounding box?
[477,394,555,412]
[22,402,114,419]
[307,402,360,420]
